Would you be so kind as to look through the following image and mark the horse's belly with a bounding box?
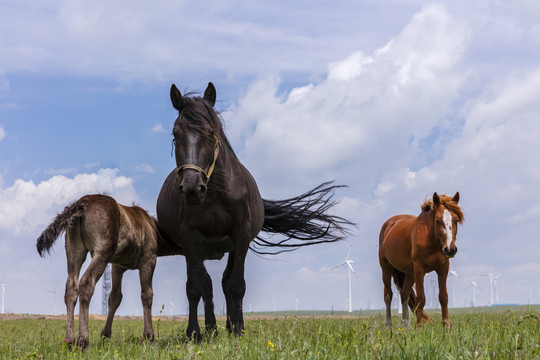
[381,217,415,274]
[110,238,144,269]
[194,235,233,260]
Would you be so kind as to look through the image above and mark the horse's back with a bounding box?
[379,214,417,273]
[71,194,157,268]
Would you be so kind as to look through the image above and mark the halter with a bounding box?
[175,133,221,185]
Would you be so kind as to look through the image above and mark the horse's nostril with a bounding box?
[199,185,207,193]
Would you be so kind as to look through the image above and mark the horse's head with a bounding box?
[431,192,464,258]
[170,82,221,205]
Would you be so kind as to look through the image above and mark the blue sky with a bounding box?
[1,1,540,316]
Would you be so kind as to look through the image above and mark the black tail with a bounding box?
[392,269,417,310]
[250,181,355,255]
[36,197,89,257]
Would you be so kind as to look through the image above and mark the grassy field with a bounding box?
[1,306,539,359]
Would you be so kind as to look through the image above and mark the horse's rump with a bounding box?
[37,196,92,257]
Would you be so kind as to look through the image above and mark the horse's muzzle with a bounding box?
[179,183,207,204]
[443,247,457,258]
[178,171,207,204]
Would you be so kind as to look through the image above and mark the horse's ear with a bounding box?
[204,82,216,107]
[433,192,441,208]
[170,84,183,111]
[452,192,460,204]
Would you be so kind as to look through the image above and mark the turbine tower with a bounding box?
[48,284,58,315]
[466,281,479,307]
[482,271,502,305]
[449,270,459,308]
[333,244,357,312]
[102,264,112,315]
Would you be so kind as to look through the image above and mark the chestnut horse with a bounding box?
[157,82,352,341]
[379,192,464,328]
[37,194,182,348]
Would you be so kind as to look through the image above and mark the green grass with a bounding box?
[1,308,540,359]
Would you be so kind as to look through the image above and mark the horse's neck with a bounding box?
[418,210,438,245]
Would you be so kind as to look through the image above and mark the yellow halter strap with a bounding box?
[176,134,221,185]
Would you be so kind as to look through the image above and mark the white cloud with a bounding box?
[1,1,400,82]
[43,167,78,176]
[220,3,540,309]
[135,163,155,174]
[151,123,167,134]
[0,126,5,141]
[84,162,100,169]
[0,168,137,236]
[229,4,470,195]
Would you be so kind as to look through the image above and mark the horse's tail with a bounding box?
[250,181,355,255]
[392,269,418,311]
[36,197,89,257]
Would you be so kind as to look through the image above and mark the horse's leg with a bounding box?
[221,233,249,336]
[185,261,204,341]
[64,244,87,346]
[436,262,451,328]
[380,259,394,327]
[76,253,110,348]
[399,274,414,327]
[138,254,157,341]
[222,254,234,333]
[101,264,127,339]
[201,266,217,334]
[412,264,430,326]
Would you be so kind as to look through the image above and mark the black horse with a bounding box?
[157,82,353,340]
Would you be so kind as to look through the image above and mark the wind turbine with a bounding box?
[482,271,502,305]
[1,282,5,314]
[169,301,175,316]
[449,270,459,308]
[47,284,58,315]
[333,244,357,312]
[102,264,112,315]
[425,273,438,309]
[466,281,479,307]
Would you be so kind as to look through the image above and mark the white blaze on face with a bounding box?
[186,132,200,165]
[442,209,453,248]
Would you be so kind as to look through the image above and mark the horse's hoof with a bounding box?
[205,326,218,337]
[100,330,112,339]
[143,332,155,342]
[63,338,74,348]
[187,330,202,343]
[75,337,89,349]
[443,320,452,329]
[399,320,410,327]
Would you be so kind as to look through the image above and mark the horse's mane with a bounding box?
[421,195,464,224]
[173,92,235,157]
